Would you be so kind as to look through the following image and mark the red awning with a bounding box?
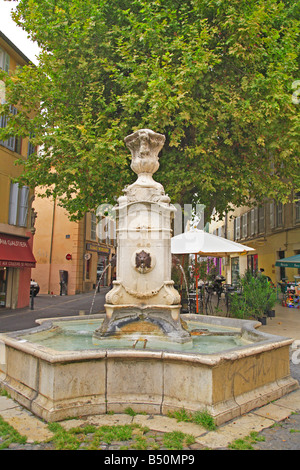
[0,233,36,268]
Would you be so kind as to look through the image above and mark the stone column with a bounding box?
[95,129,190,343]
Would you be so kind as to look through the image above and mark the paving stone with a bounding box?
[133,414,207,437]
[195,430,230,449]
[0,396,19,412]
[86,413,133,427]
[60,413,133,431]
[275,389,300,411]
[0,407,54,442]
[253,403,294,421]
[220,413,275,436]
[196,413,275,449]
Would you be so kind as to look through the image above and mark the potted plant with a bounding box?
[229,271,276,324]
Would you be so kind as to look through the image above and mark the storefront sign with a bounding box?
[0,233,36,268]
[0,238,27,248]
[86,243,110,255]
[0,260,35,268]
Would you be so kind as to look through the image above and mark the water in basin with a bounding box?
[20,319,252,354]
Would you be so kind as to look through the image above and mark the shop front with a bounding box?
[86,242,114,288]
[0,233,36,309]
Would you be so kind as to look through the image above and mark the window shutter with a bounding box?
[277,202,283,226]
[258,206,265,233]
[235,216,241,240]
[270,202,275,229]
[18,186,29,227]
[296,193,300,222]
[4,51,10,73]
[8,182,19,225]
[91,212,96,240]
[242,213,247,238]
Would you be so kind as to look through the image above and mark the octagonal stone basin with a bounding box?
[0,314,298,425]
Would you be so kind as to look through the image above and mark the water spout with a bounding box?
[89,263,111,316]
[173,258,190,313]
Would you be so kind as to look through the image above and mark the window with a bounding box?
[27,134,35,157]
[0,105,21,153]
[8,182,29,227]
[0,47,10,73]
[270,200,284,229]
[86,258,90,279]
[247,253,258,275]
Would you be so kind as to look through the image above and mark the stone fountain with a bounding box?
[0,129,298,424]
[95,129,190,343]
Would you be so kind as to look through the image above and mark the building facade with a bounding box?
[209,193,300,286]
[31,193,115,295]
[0,32,36,309]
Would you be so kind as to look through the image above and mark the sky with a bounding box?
[0,0,40,64]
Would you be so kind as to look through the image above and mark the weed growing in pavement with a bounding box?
[0,388,10,398]
[124,407,137,417]
[167,408,216,431]
[46,421,198,450]
[228,431,265,450]
[0,415,27,450]
[163,431,195,450]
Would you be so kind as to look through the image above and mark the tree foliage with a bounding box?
[1,0,299,220]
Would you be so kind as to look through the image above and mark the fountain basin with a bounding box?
[0,314,298,425]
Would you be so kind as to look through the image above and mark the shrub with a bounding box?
[230,271,276,320]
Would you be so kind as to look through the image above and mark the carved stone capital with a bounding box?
[124,129,165,178]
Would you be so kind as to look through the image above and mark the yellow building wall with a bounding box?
[0,34,36,308]
[210,204,300,285]
[31,194,82,295]
[0,35,34,232]
[32,194,115,295]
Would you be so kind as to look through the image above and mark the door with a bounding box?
[0,267,7,307]
[231,257,240,286]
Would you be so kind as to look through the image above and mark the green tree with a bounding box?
[1,0,299,220]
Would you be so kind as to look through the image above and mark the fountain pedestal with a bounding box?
[94,129,190,343]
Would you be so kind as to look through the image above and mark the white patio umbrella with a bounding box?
[171,229,254,313]
[171,229,254,257]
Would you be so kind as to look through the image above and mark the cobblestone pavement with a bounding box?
[253,412,300,450]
